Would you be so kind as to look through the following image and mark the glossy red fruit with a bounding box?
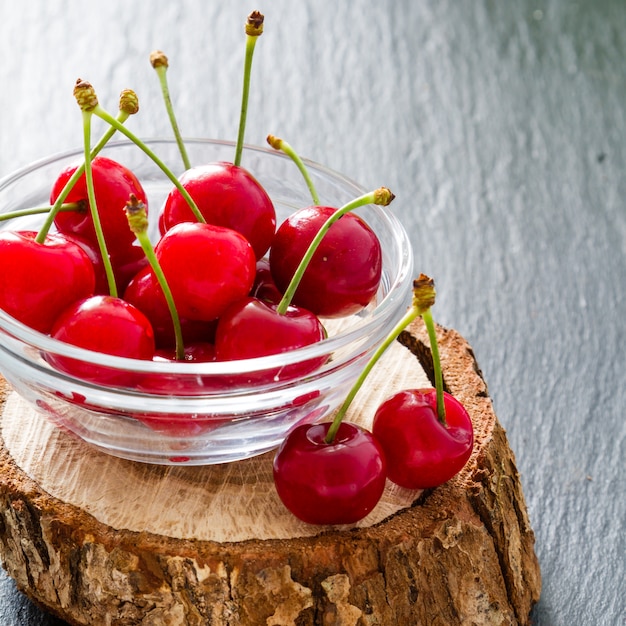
[64,234,147,295]
[250,257,282,304]
[214,296,327,381]
[109,245,149,294]
[134,343,222,436]
[0,230,95,333]
[124,266,217,349]
[153,341,216,364]
[154,222,256,322]
[50,156,148,260]
[134,410,225,439]
[49,295,155,384]
[269,205,382,318]
[159,162,276,260]
[59,233,108,295]
[273,421,387,525]
[372,389,474,490]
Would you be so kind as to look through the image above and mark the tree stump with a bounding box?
[0,321,541,625]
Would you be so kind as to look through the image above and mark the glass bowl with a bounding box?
[0,139,413,465]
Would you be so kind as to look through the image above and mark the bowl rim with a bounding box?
[0,138,414,377]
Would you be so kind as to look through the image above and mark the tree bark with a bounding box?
[0,321,541,625]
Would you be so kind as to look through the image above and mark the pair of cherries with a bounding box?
[272,276,475,526]
[0,156,147,335]
[274,391,474,525]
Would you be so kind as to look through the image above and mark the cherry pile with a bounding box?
[0,126,389,383]
[0,10,475,526]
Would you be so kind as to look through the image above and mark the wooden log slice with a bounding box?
[0,321,541,625]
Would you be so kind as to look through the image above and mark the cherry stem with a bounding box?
[411,273,445,424]
[275,187,395,316]
[325,300,420,443]
[125,194,185,361]
[35,108,132,244]
[324,273,446,444]
[150,50,191,171]
[91,105,205,224]
[0,202,83,222]
[234,11,264,167]
[267,135,320,205]
[80,109,118,298]
[422,306,446,424]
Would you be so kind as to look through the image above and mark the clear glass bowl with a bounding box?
[0,139,413,465]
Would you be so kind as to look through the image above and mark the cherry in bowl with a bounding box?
[159,161,276,260]
[270,205,383,318]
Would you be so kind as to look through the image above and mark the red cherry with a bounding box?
[269,205,382,318]
[124,266,217,349]
[132,342,222,436]
[49,295,155,384]
[273,421,387,525]
[372,389,474,490]
[0,230,95,333]
[214,296,327,381]
[50,156,148,260]
[64,234,147,295]
[154,222,256,322]
[109,245,149,294]
[159,162,276,259]
[134,410,225,438]
[59,233,109,294]
[153,341,216,364]
[250,257,282,304]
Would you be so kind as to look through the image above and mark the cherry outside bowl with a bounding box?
[0,139,413,465]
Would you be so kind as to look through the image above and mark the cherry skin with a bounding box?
[50,156,148,261]
[64,233,147,296]
[0,230,95,333]
[124,265,217,349]
[153,341,216,365]
[154,222,256,322]
[214,296,327,382]
[269,205,382,318]
[250,257,282,304]
[133,342,223,436]
[133,340,221,396]
[58,233,109,295]
[49,295,155,385]
[273,421,387,525]
[372,389,474,490]
[104,243,148,295]
[159,162,276,260]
